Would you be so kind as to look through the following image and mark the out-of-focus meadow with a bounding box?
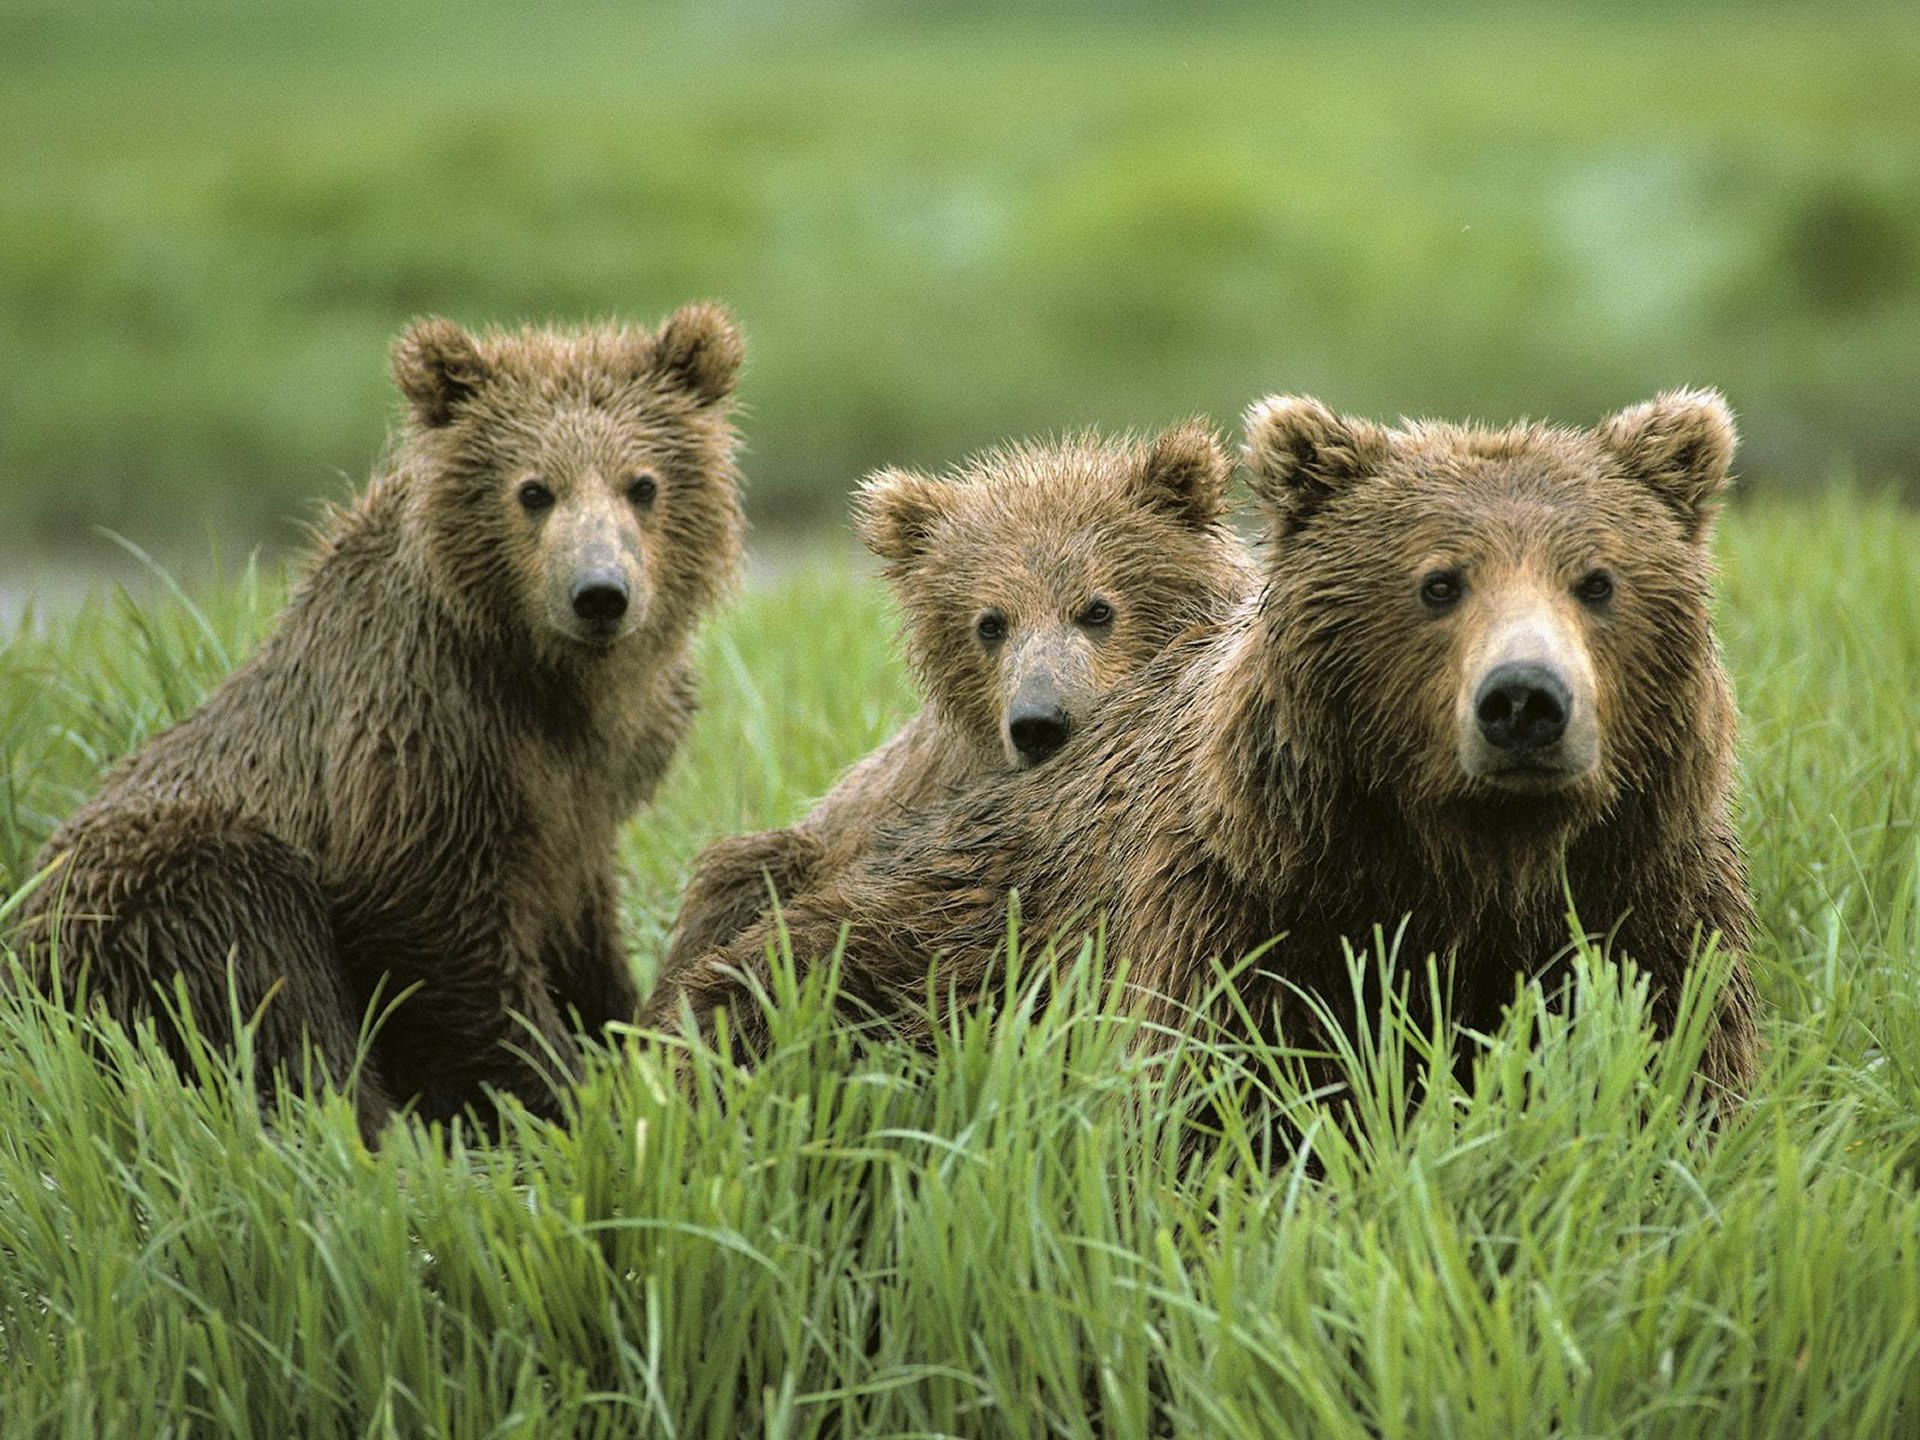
[2,0,1916,570]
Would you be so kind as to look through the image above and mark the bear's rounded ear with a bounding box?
[392,317,491,429]
[854,467,949,567]
[1596,388,1736,543]
[1241,395,1389,533]
[650,302,744,406]
[1134,420,1232,529]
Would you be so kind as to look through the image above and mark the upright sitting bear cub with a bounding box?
[674,391,1759,1102]
[20,306,745,1136]
[652,424,1254,1005]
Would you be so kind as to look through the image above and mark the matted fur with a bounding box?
[648,423,1255,995]
[17,306,745,1136]
[665,391,1759,1110]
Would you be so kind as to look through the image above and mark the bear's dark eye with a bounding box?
[517,479,554,513]
[1077,598,1114,628]
[1575,569,1614,606]
[1419,570,1464,610]
[975,611,1007,646]
[626,474,658,507]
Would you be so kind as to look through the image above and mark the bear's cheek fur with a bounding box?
[1364,619,1471,807]
[1274,551,1433,788]
[634,458,742,641]
[900,594,1004,758]
[1085,613,1150,699]
[1576,569,1710,789]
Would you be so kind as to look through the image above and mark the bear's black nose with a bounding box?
[570,574,630,625]
[1008,706,1072,765]
[1475,663,1571,752]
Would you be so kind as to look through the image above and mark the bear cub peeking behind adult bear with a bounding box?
[650,424,1254,1010]
[18,306,745,1138]
[670,390,1759,1107]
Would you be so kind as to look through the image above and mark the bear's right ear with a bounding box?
[1134,420,1232,529]
[1241,395,1389,533]
[650,303,744,406]
[392,317,491,429]
[854,467,950,567]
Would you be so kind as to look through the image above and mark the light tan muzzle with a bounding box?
[1000,627,1095,769]
[547,483,647,646]
[1454,583,1599,792]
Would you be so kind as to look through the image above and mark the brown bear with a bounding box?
[648,423,1255,995]
[15,306,745,1137]
[659,390,1760,1107]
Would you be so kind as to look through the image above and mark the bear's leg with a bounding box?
[547,868,641,1037]
[641,941,781,1061]
[22,801,392,1143]
[640,884,878,1064]
[655,827,826,989]
[387,976,584,1130]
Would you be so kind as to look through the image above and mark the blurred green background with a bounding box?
[2,0,1916,566]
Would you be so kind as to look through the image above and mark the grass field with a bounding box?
[1,492,1917,1437]
[3,0,1917,550]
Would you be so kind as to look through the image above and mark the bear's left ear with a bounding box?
[650,303,744,405]
[854,467,950,569]
[1133,420,1232,529]
[1596,388,1736,544]
[392,317,491,429]
[1241,395,1390,534]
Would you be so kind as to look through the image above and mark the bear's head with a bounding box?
[390,306,744,664]
[856,423,1249,769]
[1243,389,1736,854]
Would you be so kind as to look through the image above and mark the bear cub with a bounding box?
[19,306,746,1137]
[648,423,1254,1025]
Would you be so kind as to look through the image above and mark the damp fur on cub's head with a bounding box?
[855,420,1253,769]
[390,304,746,661]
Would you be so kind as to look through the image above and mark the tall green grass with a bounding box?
[2,494,1918,1436]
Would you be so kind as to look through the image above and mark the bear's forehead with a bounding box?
[1340,444,1676,555]
[489,367,661,411]
[940,486,1177,560]
[1379,441,1654,514]
[921,528,1111,588]
[950,449,1168,524]
[459,381,693,460]
[480,326,645,373]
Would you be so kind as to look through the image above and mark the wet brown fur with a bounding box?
[663,391,1759,1112]
[649,423,1255,997]
[16,306,745,1136]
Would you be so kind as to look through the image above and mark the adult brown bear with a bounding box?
[18,307,745,1137]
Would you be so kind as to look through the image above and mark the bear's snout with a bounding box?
[1474,663,1571,753]
[570,570,631,629]
[999,629,1096,769]
[1453,590,1601,792]
[1005,666,1076,767]
[1007,697,1072,766]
